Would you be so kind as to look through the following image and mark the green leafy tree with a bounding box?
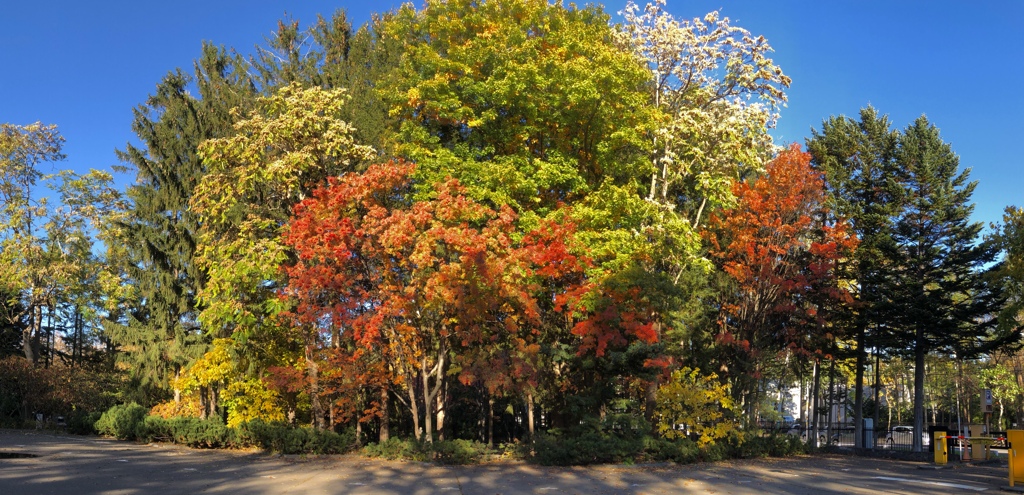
[1,123,123,371]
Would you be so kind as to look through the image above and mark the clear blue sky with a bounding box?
[4,1,1022,231]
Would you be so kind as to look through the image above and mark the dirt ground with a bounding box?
[0,429,1012,494]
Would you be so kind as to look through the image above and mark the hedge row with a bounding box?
[94,403,355,454]
[92,404,806,464]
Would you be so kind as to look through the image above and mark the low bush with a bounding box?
[431,439,488,464]
[363,437,433,461]
[236,419,354,454]
[166,417,229,448]
[532,430,644,466]
[643,436,700,463]
[134,415,173,442]
[94,403,147,440]
[726,431,807,459]
[362,438,488,463]
[67,411,102,435]
[91,405,354,454]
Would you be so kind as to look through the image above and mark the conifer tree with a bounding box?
[110,44,257,403]
[807,107,902,448]
[885,116,1012,451]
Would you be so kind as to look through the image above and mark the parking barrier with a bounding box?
[933,434,1007,466]
[1009,430,1024,487]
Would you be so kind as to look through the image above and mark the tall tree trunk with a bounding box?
[379,385,390,443]
[912,327,926,453]
[811,359,821,446]
[436,378,447,441]
[406,377,421,441]
[873,350,880,449]
[209,384,218,420]
[306,345,324,430]
[422,363,434,443]
[527,392,535,442]
[487,395,495,449]
[23,303,40,364]
[173,367,181,404]
[826,356,836,444]
[644,380,658,428]
[853,325,865,448]
[199,386,209,420]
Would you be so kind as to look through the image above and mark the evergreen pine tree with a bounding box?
[807,107,902,448]
[109,44,257,403]
[885,116,1013,451]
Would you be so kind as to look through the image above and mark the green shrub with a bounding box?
[432,439,488,464]
[363,437,433,461]
[95,403,147,440]
[362,438,487,463]
[643,436,700,463]
[532,430,644,466]
[67,411,102,435]
[135,415,172,442]
[725,431,806,459]
[234,419,354,454]
[164,417,228,448]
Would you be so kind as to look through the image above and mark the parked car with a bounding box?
[885,425,930,448]
[785,424,830,445]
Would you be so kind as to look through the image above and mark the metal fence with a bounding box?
[764,422,933,450]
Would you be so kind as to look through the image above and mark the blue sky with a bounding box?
[4,1,1022,231]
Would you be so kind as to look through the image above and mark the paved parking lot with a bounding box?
[0,430,1012,494]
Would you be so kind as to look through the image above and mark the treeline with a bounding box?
[2,0,1022,457]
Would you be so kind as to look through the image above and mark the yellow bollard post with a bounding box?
[1008,430,1024,487]
[934,431,947,466]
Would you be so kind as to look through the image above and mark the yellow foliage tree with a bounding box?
[655,367,738,446]
[176,338,285,427]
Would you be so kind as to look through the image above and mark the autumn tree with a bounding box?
[705,145,856,423]
[618,0,790,226]
[0,123,66,364]
[285,160,566,442]
[191,83,372,426]
[1,123,122,371]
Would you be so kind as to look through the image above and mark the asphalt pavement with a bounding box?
[0,430,1012,494]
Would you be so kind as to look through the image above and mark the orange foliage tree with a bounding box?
[704,145,857,419]
[282,160,598,442]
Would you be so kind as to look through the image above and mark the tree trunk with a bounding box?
[407,378,421,441]
[422,363,434,443]
[23,303,40,364]
[306,345,324,430]
[436,378,447,441]
[173,367,181,404]
[199,386,209,420]
[487,396,495,449]
[379,385,390,443]
[209,384,218,420]
[527,392,535,442]
[644,379,658,428]
[873,350,880,449]
[853,325,865,448]
[811,359,821,447]
[912,328,926,453]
